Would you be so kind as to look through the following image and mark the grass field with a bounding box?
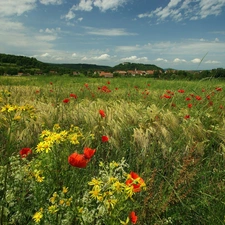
[1,75,225,225]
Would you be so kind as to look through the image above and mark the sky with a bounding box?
[0,0,225,70]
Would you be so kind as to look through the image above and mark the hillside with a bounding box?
[0,53,163,75]
[113,62,163,71]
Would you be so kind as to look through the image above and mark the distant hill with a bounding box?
[0,53,163,74]
[59,63,111,71]
[113,62,163,71]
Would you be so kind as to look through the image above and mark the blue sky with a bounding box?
[0,0,225,70]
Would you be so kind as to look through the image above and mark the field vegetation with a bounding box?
[0,75,225,225]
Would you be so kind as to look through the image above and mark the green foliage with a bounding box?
[0,76,225,224]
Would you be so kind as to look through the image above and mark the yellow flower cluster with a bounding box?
[0,103,37,121]
[36,125,84,153]
[87,160,131,212]
[33,169,45,183]
[33,208,43,223]
[32,187,72,223]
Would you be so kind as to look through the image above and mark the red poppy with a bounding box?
[129,211,138,224]
[178,89,185,93]
[195,96,202,101]
[83,147,96,159]
[102,136,109,142]
[185,97,191,101]
[35,90,40,93]
[202,89,205,92]
[107,81,110,84]
[68,152,89,168]
[70,93,77,99]
[206,95,210,100]
[187,103,192,108]
[50,82,53,85]
[63,98,70,103]
[184,115,190,119]
[99,109,106,118]
[125,171,145,192]
[208,101,213,106]
[163,94,171,99]
[216,87,222,91]
[19,148,32,158]
[219,105,223,109]
[84,83,89,88]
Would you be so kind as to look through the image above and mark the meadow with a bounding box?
[0,75,225,225]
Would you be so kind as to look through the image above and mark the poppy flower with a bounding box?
[178,89,185,93]
[19,148,32,158]
[68,152,89,168]
[83,147,96,159]
[184,115,190,119]
[187,103,192,108]
[162,94,171,99]
[99,109,106,118]
[125,172,145,192]
[63,98,70,103]
[216,87,222,91]
[102,136,109,142]
[195,95,202,101]
[70,93,77,99]
[185,97,191,101]
[129,211,138,224]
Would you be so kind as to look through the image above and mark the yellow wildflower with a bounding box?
[48,205,58,214]
[50,192,58,204]
[119,217,129,225]
[104,198,118,210]
[33,208,43,223]
[13,115,21,121]
[88,178,103,187]
[125,185,135,198]
[89,186,102,201]
[62,186,68,194]
[59,199,65,205]
[112,181,125,193]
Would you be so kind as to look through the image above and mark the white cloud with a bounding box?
[35,35,57,41]
[63,0,128,19]
[93,0,128,12]
[199,0,225,18]
[120,56,148,62]
[214,38,219,42]
[72,53,77,57]
[205,60,220,64]
[173,58,186,63]
[41,53,50,57]
[0,0,36,17]
[63,10,76,20]
[116,45,141,52]
[137,0,225,22]
[155,58,168,62]
[72,0,93,11]
[191,58,201,63]
[39,0,63,5]
[39,27,61,34]
[85,27,137,36]
[94,54,110,60]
